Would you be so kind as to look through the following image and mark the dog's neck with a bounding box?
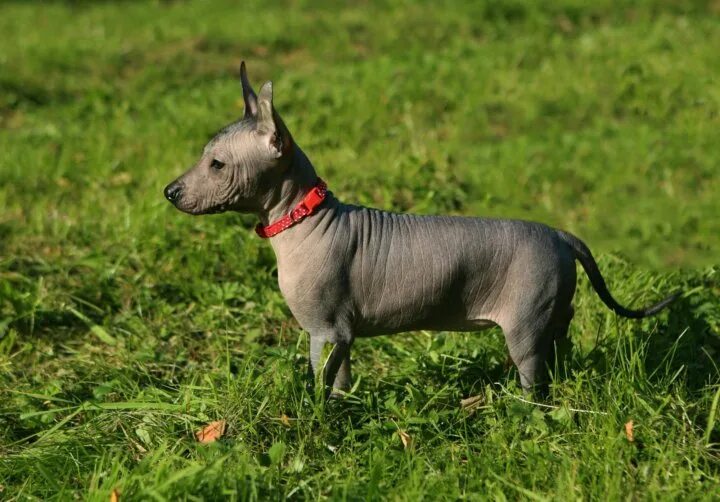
[257,146,322,225]
[255,145,343,265]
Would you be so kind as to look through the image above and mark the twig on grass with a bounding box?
[497,384,609,416]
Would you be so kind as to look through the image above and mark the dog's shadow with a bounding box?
[347,329,511,407]
[637,294,719,391]
[566,290,720,394]
[411,332,510,398]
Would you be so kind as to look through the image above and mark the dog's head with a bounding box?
[164,62,293,215]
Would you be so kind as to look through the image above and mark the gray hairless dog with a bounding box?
[164,63,678,395]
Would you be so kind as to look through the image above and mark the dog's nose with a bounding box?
[164,182,183,203]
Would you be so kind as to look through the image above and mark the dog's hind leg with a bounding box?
[500,303,556,394]
[503,302,575,394]
[504,327,553,394]
[549,306,574,378]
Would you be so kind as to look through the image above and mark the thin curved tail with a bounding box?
[557,231,680,319]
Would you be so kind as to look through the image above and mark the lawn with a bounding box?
[1,0,719,499]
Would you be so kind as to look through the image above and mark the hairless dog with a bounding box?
[165,63,678,396]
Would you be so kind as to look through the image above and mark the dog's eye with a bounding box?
[210,159,225,170]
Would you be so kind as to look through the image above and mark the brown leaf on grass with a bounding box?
[625,420,634,442]
[555,14,575,34]
[397,430,413,450]
[110,488,120,502]
[109,172,133,187]
[460,395,484,411]
[280,414,292,427]
[195,420,226,444]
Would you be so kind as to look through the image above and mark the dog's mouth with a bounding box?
[165,187,235,216]
[204,203,230,215]
[175,200,231,216]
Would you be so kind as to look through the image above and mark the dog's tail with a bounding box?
[557,230,680,319]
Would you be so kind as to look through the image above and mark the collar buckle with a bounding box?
[290,204,309,222]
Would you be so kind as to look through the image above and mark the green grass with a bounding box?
[1,0,720,499]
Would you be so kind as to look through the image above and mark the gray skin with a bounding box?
[164,63,678,395]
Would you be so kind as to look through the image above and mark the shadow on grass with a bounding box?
[578,287,720,395]
[411,350,509,398]
[644,294,720,391]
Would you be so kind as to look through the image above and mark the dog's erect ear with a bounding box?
[256,81,274,131]
[256,81,292,158]
[239,61,258,118]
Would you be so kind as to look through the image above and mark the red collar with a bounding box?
[255,178,328,238]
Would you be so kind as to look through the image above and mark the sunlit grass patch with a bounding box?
[1,0,719,499]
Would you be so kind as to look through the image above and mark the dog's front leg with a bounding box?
[308,334,352,399]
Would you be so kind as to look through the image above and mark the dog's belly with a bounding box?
[354,288,498,337]
[356,317,497,338]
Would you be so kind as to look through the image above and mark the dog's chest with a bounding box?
[275,250,351,321]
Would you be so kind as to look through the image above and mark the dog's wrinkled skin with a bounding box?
[165,63,678,395]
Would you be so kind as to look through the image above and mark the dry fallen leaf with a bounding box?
[109,172,133,187]
[110,488,120,502]
[398,430,413,450]
[280,414,292,427]
[460,395,484,411]
[195,420,226,444]
[625,420,634,442]
[555,14,575,34]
